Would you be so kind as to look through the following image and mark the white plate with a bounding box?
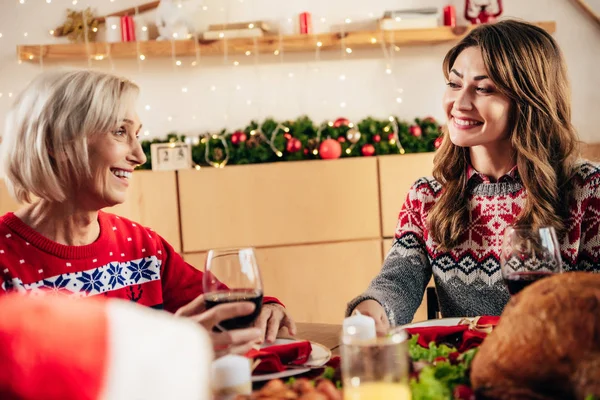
[399,317,472,330]
[251,338,332,383]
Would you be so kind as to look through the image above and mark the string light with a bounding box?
[233,61,239,66]
[145,105,151,110]
[139,54,145,60]
[49,30,55,35]
[210,85,216,91]
[142,26,148,32]
[273,49,279,55]
[371,38,377,44]
[8,93,13,97]
[218,32,225,38]
[202,5,208,10]
[181,87,188,93]
[248,23,255,29]
[0,33,3,38]
[316,42,322,47]
[167,116,173,121]
[23,32,28,37]
[175,60,182,66]
[46,0,51,3]
[346,48,352,54]
[144,130,150,136]
[245,51,251,56]
[345,18,352,23]
[19,0,25,3]
[236,85,241,90]
[72,0,77,4]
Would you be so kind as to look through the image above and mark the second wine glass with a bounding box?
[203,247,264,330]
[500,226,562,295]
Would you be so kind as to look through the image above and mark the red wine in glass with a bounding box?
[503,271,554,295]
[203,247,264,331]
[205,289,263,330]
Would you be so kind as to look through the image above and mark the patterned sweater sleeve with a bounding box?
[574,163,600,272]
[346,179,433,326]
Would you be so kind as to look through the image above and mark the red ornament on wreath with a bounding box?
[319,139,342,160]
[337,136,346,143]
[434,136,443,149]
[361,144,376,157]
[373,134,381,143]
[409,125,422,138]
[332,117,350,128]
[231,130,247,146]
[286,137,302,153]
[388,133,396,141]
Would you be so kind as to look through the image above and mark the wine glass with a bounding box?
[203,247,264,330]
[500,226,562,295]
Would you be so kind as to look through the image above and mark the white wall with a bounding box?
[0,0,598,142]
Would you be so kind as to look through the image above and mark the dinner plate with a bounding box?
[251,338,332,383]
[399,317,472,329]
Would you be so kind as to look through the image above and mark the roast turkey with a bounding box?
[471,272,600,400]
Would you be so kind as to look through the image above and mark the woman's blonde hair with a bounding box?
[2,69,139,203]
[428,20,579,250]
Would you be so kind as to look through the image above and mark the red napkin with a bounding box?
[247,341,312,374]
[406,316,500,352]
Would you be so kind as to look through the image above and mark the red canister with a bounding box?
[120,15,136,42]
[443,5,456,27]
[299,12,312,34]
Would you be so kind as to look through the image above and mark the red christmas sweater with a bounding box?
[0,211,280,312]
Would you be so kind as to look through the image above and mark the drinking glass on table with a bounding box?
[500,226,563,295]
[203,247,264,330]
[341,329,411,400]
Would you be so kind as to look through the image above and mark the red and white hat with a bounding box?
[0,294,213,400]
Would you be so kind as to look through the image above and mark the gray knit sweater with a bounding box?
[347,162,600,326]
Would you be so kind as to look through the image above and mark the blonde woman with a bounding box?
[348,20,600,333]
[0,69,295,353]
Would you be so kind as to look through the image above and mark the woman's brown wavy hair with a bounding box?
[428,19,579,250]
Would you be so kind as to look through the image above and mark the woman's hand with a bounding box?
[354,299,390,336]
[176,295,262,357]
[254,303,296,344]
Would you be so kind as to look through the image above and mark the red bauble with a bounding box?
[286,137,302,153]
[337,136,346,143]
[319,139,342,160]
[332,117,350,128]
[423,116,436,124]
[434,136,443,149]
[304,148,309,155]
[361,144,376,157]
[231,130,246,146]
[373,134,381,143]
[284,133,292,140]
[409,125,422,137]
[388,133,396,141]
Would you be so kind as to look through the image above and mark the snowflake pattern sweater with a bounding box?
[347,161,600,325]
[0,211,280,312]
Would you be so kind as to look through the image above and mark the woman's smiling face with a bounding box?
[443,46,512,149]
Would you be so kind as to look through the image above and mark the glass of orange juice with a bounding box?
[341,329,411,400]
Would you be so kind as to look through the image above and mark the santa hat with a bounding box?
[0,294,213,400]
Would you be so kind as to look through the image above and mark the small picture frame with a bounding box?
[150,142,193,171]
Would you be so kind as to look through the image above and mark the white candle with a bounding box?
[211,355,252,400]
[105,16,122,43]
[343,311,377,340]
[134,16,149,41]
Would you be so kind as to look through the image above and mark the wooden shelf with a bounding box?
[17,22,556,63]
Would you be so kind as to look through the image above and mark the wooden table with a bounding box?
[279,322,342,356]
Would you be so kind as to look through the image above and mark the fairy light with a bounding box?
[23,32,28,37]
[19,0,25,3]
[173,33,179,39]
[28,55,34,60]
[145,105,151,110]
[316,41,323,47]
[288,72,294,78]
[46,0,51,3]
[386,67,392,74]
[320,17,326,23]
[245,51,251,56]
[175,60,182,66]
[181,87,188,93]
[167,116,173,121]
[139,54,145,60]
[8,92,13,97]
[233,60,239,66]
[144,130,150,136]
[94,55,104,60]
[111,24,117,30]
[339,74,346,81]
[396,97,403,103]
[236,85,241,90]
[248,23,255,29]
[371,38,377,44]
[72,0,77,4]
[0,33,3,38]
[92,27,98,32]
[274,49,280,55]
[49,30,55,35]
[210,85,216,91]
[340,102,346,108]
[345,18,352,23]
[246,99,252,105]
[142,26,148,32]
[191,61,197,66]
[218,32,225,38]
[346,48,352,54]
[202,5,208,10]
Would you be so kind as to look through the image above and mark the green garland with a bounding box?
[139,115,443,169]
